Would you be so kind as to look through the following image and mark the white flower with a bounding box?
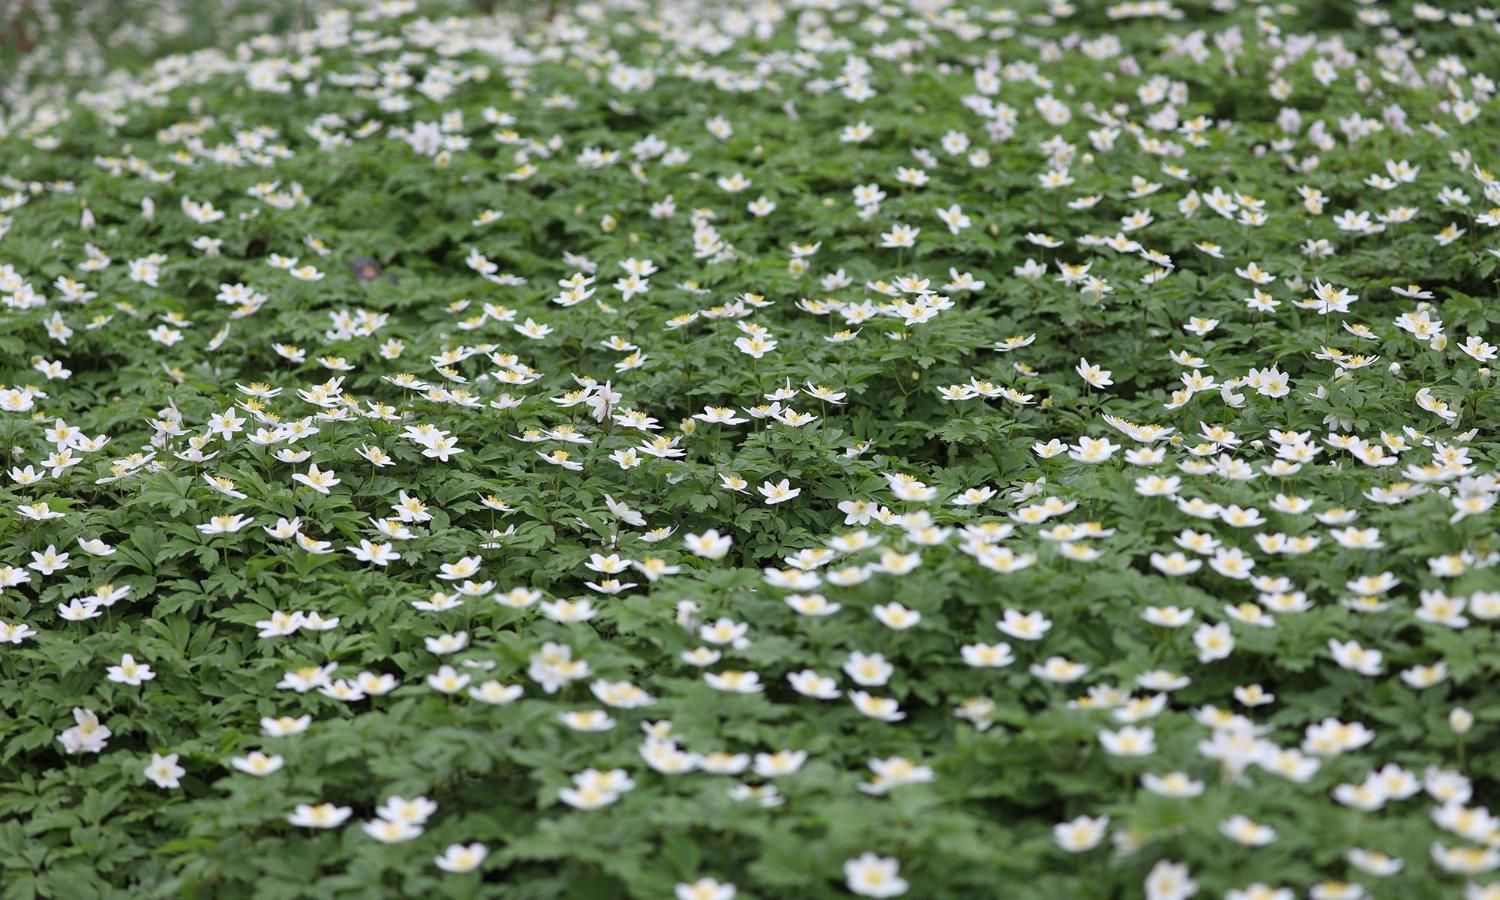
[878,224,919,249]
[872,602,921,630]
[961,643,1015,668]
[349,540,401,566]
[261,715,312,737]
[675,878,736,900]
[1030,656,1089,683]
[1431,842,1500,875]
[376,795,437,825]
[435,843,489,874]
[28,544,70,575]
[197,514,255,535]
[0,621,37,644]
[287,803,351,828]
[1076,357,1114,389]
[997,609,1051,640]
[1328,639,1384,675]
[1220,815,1277,846]
[362,818,421,843]
[684,529,733,559]
[57,707,110,754]
[1053,815,1110,852]
[758,479,801,504]
[425,632,469,655]
[753,750,807,777]
[1099,726,1156,757]
[1193,623,1235,662]
[426,665,472,693]
[1145,859,1198,900]
[704,670,763,694]
[843,853,908,897]
[470,681,524,705]
[844,652,894,687]
[230,751,285,776]
[106,653,156,686]
[1142,772,1205,798]
[558,770,631,810]
[850,691,905,722]
[144,753,186,789]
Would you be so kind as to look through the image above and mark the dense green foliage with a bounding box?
[0,1,1498,898]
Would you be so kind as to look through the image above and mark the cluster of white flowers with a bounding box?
[0,0,1498,895]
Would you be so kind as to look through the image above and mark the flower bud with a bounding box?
[1450,707,1474,735]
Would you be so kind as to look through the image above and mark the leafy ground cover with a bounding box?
[1,0,1499,897]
